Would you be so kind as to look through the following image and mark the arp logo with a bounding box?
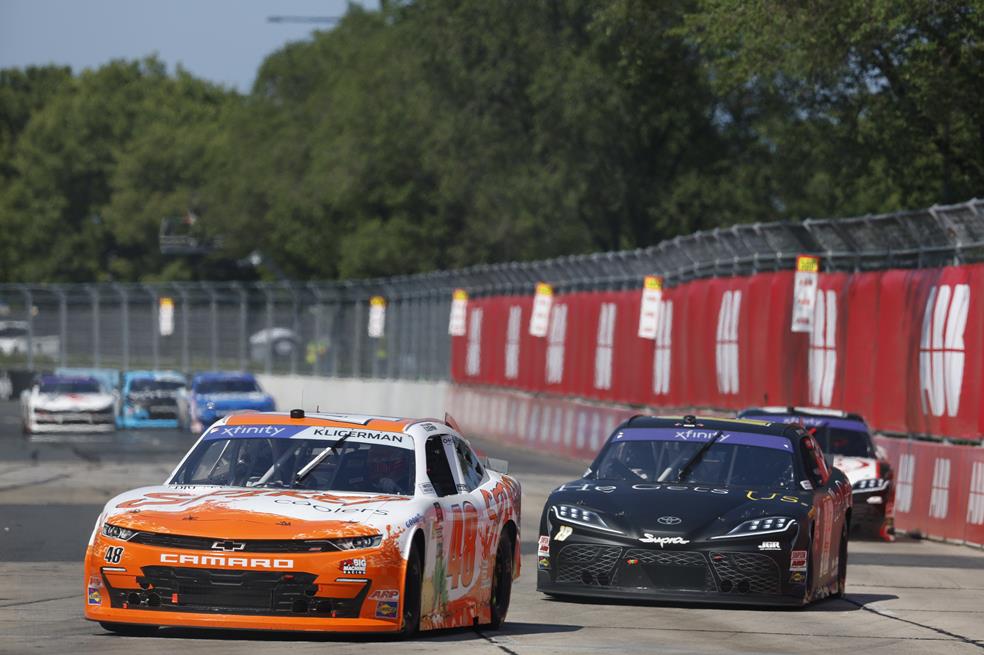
[715,290,741,395]
[465,308,483,377]
[808,290,837,407]
[545,304,568,384]
[504,305,522,380]
[594,303,617,390]
[652,300,673,395]
[919,284,970,418]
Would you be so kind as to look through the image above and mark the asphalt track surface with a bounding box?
[1,401,983,654]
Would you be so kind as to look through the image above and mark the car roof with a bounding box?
[40,374,99,384]
[125,369,185,379]
[622,414,795,437]
[739,406,868,424]
[193,371,256,381]
[222,411,450,437]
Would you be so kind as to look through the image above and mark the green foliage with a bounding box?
[0,0,981,282]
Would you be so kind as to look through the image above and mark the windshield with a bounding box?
[593,428,797,490]
[172,437,416,495]
[196,378,259,394]
[39,379,102,394]
[130,378,185,393]
[810,426,873,458]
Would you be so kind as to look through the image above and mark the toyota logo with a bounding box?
[656,516,682,525]
[211,540,246,552]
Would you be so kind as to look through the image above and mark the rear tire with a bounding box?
[397,545,423,638]
[485,529,513,629]
[99,622,158,636]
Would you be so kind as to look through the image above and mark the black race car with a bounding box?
[536,415,852,606]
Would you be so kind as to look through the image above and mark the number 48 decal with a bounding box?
[104,546,124,564]
[447,501,478,590]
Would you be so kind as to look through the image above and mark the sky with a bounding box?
[0,0,377,93]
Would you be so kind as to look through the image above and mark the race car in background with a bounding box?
[117,370,187,429]
[21,374,117,433]
[537,415,852,606]
[84,411,520,636]
[177,371,275,433]
[738,407,894,541]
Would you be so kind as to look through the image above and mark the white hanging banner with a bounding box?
[448,288,469,336]
[528,283,553,337]
[367,296,386,338]
[791,255,820,333]
[637,275,664,339]
[159,297,175,337]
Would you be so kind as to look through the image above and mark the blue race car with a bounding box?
[178,371,276,433]
[117,370,187,429]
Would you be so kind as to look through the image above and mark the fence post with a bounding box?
[114,284,129,372]
[236,285,248,371]
[176,285,189,373]
[205,284,219,372]
[143,286,160,371]
[18,285,34,371]
[263,286,274,375]
[352,287,363,378]
[289,285,299,376]
[89,285,100,368]
[55,286,67,368]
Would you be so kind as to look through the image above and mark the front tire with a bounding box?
[397,545,423,638]
[485,529,513,629]
[99,622,158,636]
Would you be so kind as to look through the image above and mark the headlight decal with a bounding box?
[710,516,797,540]
[101,522,138,541]
[551,504,623,534]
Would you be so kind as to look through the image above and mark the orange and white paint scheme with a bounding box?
[83,411,521,636]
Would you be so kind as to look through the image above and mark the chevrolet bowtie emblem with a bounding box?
[211,540,246,552]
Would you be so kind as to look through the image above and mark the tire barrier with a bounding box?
[450,263,984,440]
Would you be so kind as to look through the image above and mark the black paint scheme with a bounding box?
[536,416,852,606]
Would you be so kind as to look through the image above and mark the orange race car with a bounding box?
[83,410,521,636]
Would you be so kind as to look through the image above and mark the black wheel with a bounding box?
[832,520,849,598]
[397,545,423,638]
[99,622,158,636]
[485,529,513,629]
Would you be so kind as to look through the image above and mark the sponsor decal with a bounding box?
[929,457,951,519]
[420,423,437,432]
[272,499,389,515]
[211,425,287,438]
[538,535,550,556]
[375,600,399,619]
[104,546,124,564]
[160,553,293,569]
[788,571,806,584]
[789,550,808,572]
[87,576,102,605]
[745,491,804,504]
[555,482,728,495]
[537,556,550,571]
[758,541,780,551]
[310,428,406,443]
[594,302,616,390]
[405,513,423,528]
[715,289,741,394]
[554,526,573,542]
[919,284,970,418]
[639,534,690,547]
[368,589,400,601]
[340,558,367,575]
[466,307,483,376]
[656,516,681,526]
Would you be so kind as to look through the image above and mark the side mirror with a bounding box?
[483,457,509,474]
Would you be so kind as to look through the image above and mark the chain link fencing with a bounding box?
[0,198,981,379]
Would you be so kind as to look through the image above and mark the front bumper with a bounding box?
[29,414,115,433]
[84,537,405,632]
[536,535,807,607]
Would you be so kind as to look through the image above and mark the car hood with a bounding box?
[34,392,114,411]
[196,392,272,409]
[832,456,878,485]
[547,478,812,541]
[102,485,412,540]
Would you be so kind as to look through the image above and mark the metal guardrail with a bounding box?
[0,198,980,379]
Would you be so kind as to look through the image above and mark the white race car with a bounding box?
[21,374,117,433]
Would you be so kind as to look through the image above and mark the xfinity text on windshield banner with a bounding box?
[202,424,414,448]
[613,428,793,452]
